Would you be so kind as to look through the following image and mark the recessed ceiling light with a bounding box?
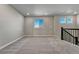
[27,13,30,15]
[73,11,78,15]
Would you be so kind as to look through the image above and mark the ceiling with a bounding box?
[11,4,79,16]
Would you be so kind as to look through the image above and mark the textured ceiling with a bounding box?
[11,4,79,16]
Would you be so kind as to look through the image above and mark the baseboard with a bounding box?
[24,35,57,37]
[0,35,25,50]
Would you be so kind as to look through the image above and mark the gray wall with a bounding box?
[0,5,24,47]
[24,16,54,36]
[77,15,79,28]
[76,15,79,38]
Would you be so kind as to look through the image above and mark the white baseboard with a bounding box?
[0,35,25,50]
[24,35,57,37]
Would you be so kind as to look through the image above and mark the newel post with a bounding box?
[75,37,78,45]
[61,27,63,40]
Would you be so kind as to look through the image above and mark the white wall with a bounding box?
[24,16,54,36]
[0,5,24,47]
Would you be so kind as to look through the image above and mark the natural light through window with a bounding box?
[66,16,73,24]
[34,19,44,28]
[59,17,66,24]
[59,16,73,24]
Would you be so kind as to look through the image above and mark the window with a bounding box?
[59,16,66,24]
[34,18,44,28]
[59,16,73,24]
[66,16,73,24]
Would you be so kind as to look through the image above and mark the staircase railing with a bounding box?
[61,27,79,45]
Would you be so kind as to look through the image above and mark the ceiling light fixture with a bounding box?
[27,13,30,15]
[73,11,78,15]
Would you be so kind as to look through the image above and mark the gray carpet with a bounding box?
[0,36,79,54]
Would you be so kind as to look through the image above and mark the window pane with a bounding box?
[59,17,66,24]
[34,19,44,28]
[66,16,73,24]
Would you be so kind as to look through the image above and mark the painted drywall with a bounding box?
[24,16,54,36]
[54,16,77,37]
[76,15,79,38]
[0,5,24,47]
[77,15,79,27]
